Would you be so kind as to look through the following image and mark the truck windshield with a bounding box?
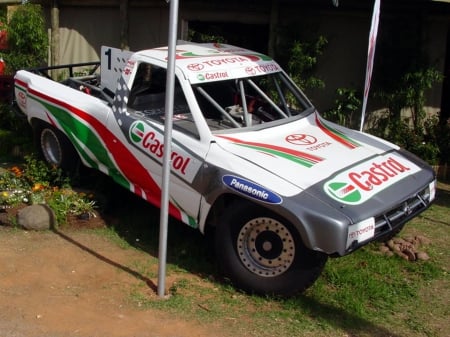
[192,72,313,132]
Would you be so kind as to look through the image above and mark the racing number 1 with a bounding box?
[104,48,112,70]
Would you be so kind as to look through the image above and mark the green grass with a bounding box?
[89,181,448,337]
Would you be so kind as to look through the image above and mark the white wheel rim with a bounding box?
[237,217,295,277]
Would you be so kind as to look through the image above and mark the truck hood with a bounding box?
[213,112,412,195]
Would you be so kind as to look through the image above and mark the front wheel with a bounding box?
[215,201,327,297]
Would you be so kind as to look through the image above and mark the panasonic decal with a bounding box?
[222,175,283,204]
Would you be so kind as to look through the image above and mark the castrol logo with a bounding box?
[129,121,192,176]
[324,153,421,205]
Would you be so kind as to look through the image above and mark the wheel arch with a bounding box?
[202,192,312,249]
[30,118,81,173]
[211,194,328,296]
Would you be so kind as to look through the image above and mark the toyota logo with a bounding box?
[187,63,204,71]
[285,134,317,145]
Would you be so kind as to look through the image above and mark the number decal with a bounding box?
[104,48,112,70]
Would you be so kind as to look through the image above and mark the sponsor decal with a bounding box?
[254,64,280,73]
[222,175,282,204]
[129,121,191,175]
[324,153,421,205]
[204,71,229,80]
[217,135,324,168]
[286,134,317,146]
[201,56,249,67]
[122,60,135,76]
[187,63,205,71]
[346,218,375,248]
[285,134,333,151]
[245,67,257,76]
[306,142,332,151]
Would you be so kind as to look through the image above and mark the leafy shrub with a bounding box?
[323,88,362,129]
[4,3,48,73]
[287,36,327,91]
[0,156,97,225]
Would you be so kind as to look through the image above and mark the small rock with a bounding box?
[387,240,395,249]
[17,204,56,230]
[403,248,416,261]
[392,244,401,252]
[396,251,409,260]
[379,245,390,253]
[393,238,406,245]
[416,251,430,261]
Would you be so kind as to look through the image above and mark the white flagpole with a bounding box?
[360,0,380,131]
[158,0,179,298]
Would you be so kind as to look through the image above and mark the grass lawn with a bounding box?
[1,156,448,336]
[97,180,449,337]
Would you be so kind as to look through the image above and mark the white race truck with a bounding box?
[14,42,436,296]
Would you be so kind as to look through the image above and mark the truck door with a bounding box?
[108,62,207,227]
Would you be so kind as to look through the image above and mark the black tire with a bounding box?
[215,201,328,297]
[36,125,79,173]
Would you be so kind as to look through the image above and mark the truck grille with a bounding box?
[374,186,432,239]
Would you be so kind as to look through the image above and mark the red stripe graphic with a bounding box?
[17,78,183,220]
[217,135,323,163]
[315,114,358,149]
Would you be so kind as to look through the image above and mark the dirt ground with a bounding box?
[0,218,226,337]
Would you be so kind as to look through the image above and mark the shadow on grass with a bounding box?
[295,295,404,337]
[74,170,218,278]
[434,185,450,209]
[419,185,450,226]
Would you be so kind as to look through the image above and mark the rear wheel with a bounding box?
[36,125,79,172]
[215,201,327,297]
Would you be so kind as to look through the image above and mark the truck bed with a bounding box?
[28,61,114,105]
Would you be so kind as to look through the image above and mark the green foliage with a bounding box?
[375,68,443,130]
[21,154,68,188]
[368,116,439,165]
[4,3,48,73]
[0,102,33,157]
[422,116,450,165]
[368,68,444,165]
[187,29,226,43]
[323,88,362,129]
[0,4,46,155]
[287,36,327,91]
[0,156,97,224]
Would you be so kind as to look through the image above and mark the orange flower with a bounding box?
[32,183,45,192]
[10,166,23,177]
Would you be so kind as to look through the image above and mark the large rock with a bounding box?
[17,204,56,230]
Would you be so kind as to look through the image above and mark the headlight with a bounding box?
[428,179,436,202]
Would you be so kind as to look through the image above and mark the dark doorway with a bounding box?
[440,27,450,124]
[188,21,269,54]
